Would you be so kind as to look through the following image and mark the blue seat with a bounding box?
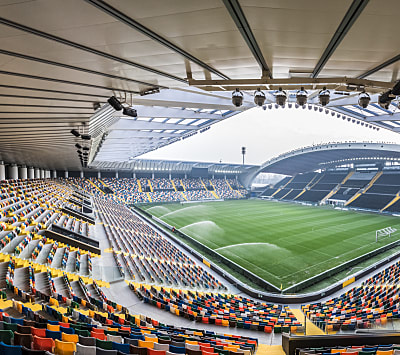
[112,342,130,353]
[10,318,24,325]
[60,326,74,334]
[0,341,22,355]
[169,345,186,354]
[46,329,62,340]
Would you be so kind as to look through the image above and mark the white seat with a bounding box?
[76,343,97,355]
[154,343,170,351]
[107,334,123,343]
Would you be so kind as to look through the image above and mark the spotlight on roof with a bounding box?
[296,87,308,107]
[122,107,138,117]
[81,134,91,140]
[318,87,330,106]
[75,143,82,149]
[107,96,123,111]
[82,147,89,151]
[378,91,392,109]
[70,129,80,137]
[93,102,101,111]
[275,87,287,107]
[358,91,371,109]
[232,88,244,107]
[254,88,266,107]
[77,150,82,155]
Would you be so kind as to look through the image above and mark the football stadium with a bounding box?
[3,1,400,355]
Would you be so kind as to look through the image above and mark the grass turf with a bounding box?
[143,199,400,289]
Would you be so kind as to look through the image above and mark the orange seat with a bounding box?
[61,333,78,343]
[32,335,55,352]
[91,331,106,340]
[31,327,47,337]
[47,324,60,332]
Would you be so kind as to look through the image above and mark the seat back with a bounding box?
[75,343,97,355]
[0,341,23,355]
[0,329,14,345]
[31,328,46,337]
[62,333,79,343]
[14,332,33,348]
[55,339,76,355]
[154,343,170,351]
[32,335,55,352]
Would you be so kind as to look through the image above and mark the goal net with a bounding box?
[376,227,397,242]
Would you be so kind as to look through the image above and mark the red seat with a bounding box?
[90,331,106,340]
[31,328,47,337]
[32,335,55,352]
[148,349,166,355]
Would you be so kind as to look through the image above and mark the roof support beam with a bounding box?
[311,0,369,78]
[0,49,161,88]
[0,70,139,94]
[358,53,400,79]
[0,17,186,84]
[365,113,400,122]
[84,0,230,80]
[222,0,271,78]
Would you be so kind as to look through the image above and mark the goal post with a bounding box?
[376,227,397,242]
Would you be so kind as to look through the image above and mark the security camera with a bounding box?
[232,88,244,107]
[254,88,266,106]
[318,87,330,106]
[296,87,308,107]
[358,92,371,109]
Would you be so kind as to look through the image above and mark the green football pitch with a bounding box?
[143,199,400,289]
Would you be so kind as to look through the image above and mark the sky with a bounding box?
[139,107,400,166]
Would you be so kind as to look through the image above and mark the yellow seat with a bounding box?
[138,340,155,349]
[186,340,198,345]
[145,336,158,343]
[376,351,393,355]
[47,324,60,332]
[62,333,78,343]
[54,339,76,355]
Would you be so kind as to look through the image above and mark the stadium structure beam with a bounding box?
[311,0,369,78]
[84,0,230,81]
[187,77,392,92]
[0,17,186,84]
[358,53,400,79]
[108,119,200,131]
[0,49,162,89]
[365,113,400,122]
[0,70,140,94]
[111,105,226,120]
[222,0,271,78]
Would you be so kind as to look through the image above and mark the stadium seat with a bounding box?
[76,343,97,355]
[32,336,55,352]
[54,339,76,355]
[14,332,33,348]
[0,341,23,355]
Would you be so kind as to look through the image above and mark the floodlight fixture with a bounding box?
[75,143,82,149]
[318,87,330,106]
[232,88,244,107]
[358,91,371,109]
[81,134,91,140]
[378,91,392,109]
[254,88,266,106]
[296,87,308,106]
[107,96,123,111]
[93,102,101,111]
[275,87,287,107]
[70,129,80,137]
[123,107,138,117]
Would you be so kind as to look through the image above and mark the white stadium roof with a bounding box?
[1,0,400,170]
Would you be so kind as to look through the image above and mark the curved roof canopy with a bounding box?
[1,0,400,170]
[256,142,400,177]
